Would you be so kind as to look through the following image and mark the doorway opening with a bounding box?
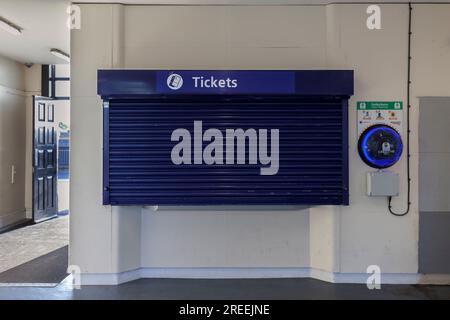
[0,64,70,285]
[33,64,70,222]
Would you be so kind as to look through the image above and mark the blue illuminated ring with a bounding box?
[358,124,403,169]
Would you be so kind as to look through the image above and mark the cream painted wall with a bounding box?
[70,3,450,281]
[0,55,26,228]
[70,4,114,273]
[0,55,25,91]
[24,64,41,218]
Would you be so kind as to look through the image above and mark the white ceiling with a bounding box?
[1,0,448,65]
[0,0,70,64]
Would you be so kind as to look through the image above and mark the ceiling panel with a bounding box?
[0,0,70,64]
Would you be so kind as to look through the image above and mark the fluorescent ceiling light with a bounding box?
[50,48,70,62]
[0,17,22,35]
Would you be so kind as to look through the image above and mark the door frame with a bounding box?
[32,95,58,223]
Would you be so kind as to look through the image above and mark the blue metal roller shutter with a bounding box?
[104,96,349,205]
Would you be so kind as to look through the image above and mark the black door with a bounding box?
[33,96,58,222]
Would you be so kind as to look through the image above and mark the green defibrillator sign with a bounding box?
[357,101,403,110]
[356,101,403,136]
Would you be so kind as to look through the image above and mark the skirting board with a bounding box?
[77,268,450,286]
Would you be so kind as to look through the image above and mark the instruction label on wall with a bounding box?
[357,101,403,135]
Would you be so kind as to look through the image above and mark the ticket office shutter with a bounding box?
[103,96,349,206]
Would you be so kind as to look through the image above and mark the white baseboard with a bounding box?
[78,267,449,286]
[418,274,450,285]
[139,267,311,279]
[25,208,33,220]
[332,272,420,284]
[309,268,335,283]
[79,270,139,285]
[0,210,26,229]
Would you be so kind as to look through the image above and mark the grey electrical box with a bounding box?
[367,171,399,196]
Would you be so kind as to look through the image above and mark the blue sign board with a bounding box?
[98,70,353,97]
[156,70,295,94]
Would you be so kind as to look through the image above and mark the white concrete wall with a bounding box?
[412,4,450,208]
[326,4,416,274]
[0,55,26,228]
[70,3,450,283]
[127,5,317,269]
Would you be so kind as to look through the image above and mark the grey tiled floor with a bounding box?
[0,216,69,274]
[0,277,449,300]
[0,216,448,300]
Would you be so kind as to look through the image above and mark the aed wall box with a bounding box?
[367,171,399,197]
[358,124,403,169]
[97,70,354,206]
